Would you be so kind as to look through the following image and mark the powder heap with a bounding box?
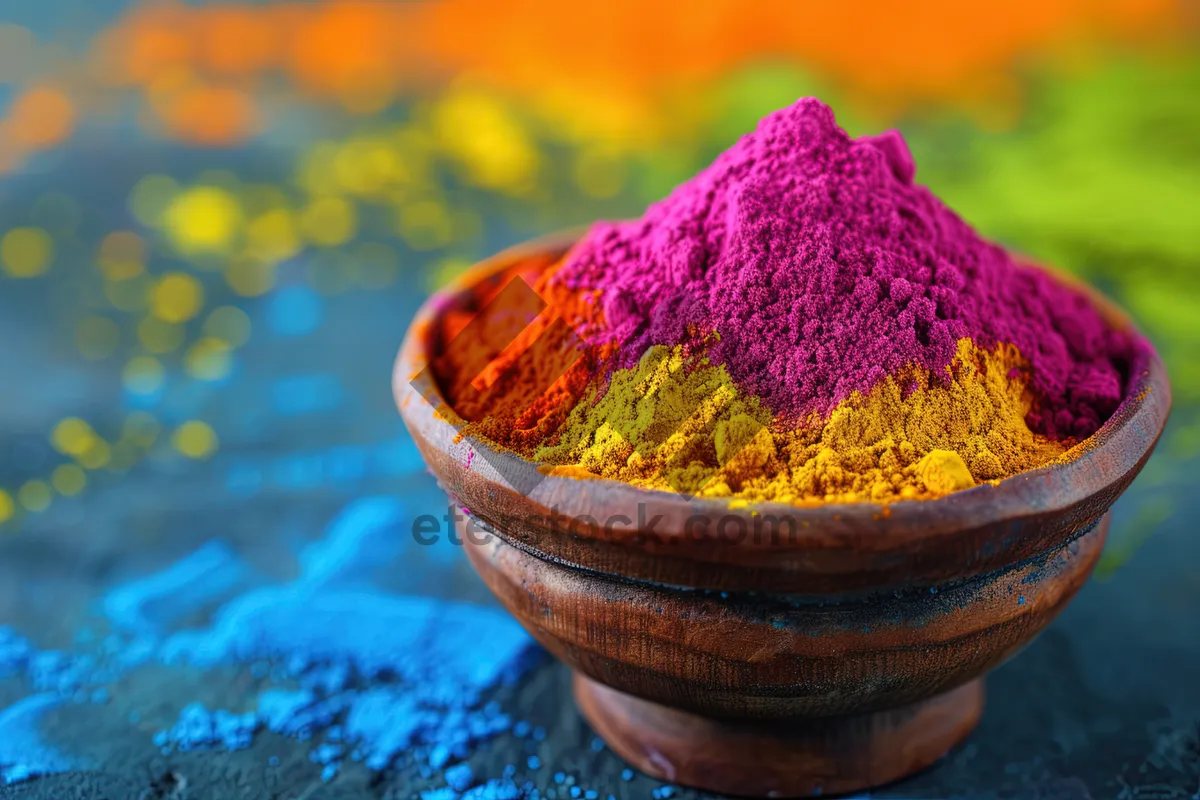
[434,98,1136,503]
[535,340,1068,503]
[557,98,1129,437]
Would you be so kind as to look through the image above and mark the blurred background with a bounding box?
[2,0,1196,559]
[0,1,1197,797]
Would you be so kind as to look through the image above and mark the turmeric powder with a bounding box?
[534,339,1068,503]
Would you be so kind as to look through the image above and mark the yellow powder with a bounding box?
[537,338,1070,504]
[536,345,768,489]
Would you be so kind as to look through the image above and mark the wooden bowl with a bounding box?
[393,233,1170,798]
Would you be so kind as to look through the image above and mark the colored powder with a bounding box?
[154,703,260,752]
[445,762,476,792]
[102,539,247,635]
[0,497,541,786]
[555,98,1130,437]
[434,98,1138,503]
[462,778,524,799]
[0,695,74,785]
[0,627,114,783]
[430,250,614,453]
[157,500,537,770]
[538,338,1069,503]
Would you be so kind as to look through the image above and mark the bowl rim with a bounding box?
[393,230,1171,552]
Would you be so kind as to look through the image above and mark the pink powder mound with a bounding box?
[554,98,1135,439]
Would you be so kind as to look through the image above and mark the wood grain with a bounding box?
[575,673,983,798]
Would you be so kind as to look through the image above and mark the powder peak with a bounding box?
[556,97,1131,438]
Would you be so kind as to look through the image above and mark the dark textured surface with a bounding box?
[0,141,1198,800]
[4,619,1200,800]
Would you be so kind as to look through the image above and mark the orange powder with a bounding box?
[429,255,612,452]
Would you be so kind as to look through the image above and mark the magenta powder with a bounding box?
[554,98,1133,438]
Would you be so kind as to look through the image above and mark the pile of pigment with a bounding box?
[431,98,1139,504]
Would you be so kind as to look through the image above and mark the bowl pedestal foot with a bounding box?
[574,672,983,798]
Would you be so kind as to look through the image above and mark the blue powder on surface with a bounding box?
[161,587,531,693]
[147,497,538,775]
[154,703,259,752]
[0,496,542,788]
[310,742,343,782]
[429,743,454,770]
[445,762,475,792]
[311,743,342,763]
[29,651,97,695]
[463,778,524,799]
[0,694,74,785]
[343,688,427,769]
[421,789,461,800]
[3,628,121,703]
[258,689,348,738]
[101,540,248,635]
[295,496,406,586]
[257,689,319,733]
[154,581,533,769]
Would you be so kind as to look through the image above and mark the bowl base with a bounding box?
[574,672,983,798]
